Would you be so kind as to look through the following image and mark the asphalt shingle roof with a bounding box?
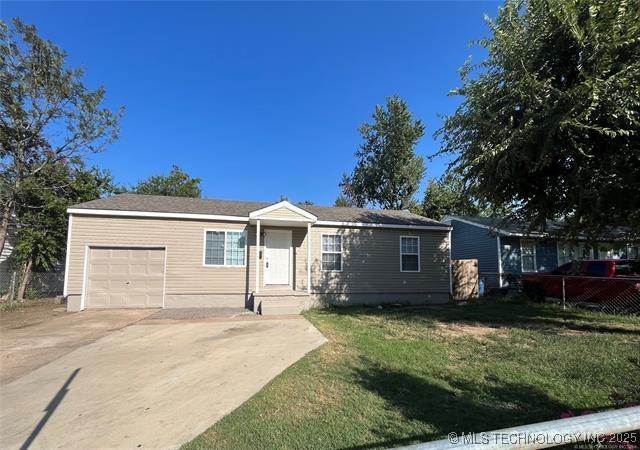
[71,194,446,227]
[446,215,633,239]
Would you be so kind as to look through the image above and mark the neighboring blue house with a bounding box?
[442,216,639,288]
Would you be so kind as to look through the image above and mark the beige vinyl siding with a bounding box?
[259,207,308,220]
[67,214,449,309]
[293,227,309,290]
[309,226,449,293]
[67,215,256,299]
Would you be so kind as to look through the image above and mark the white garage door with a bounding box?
[85,247,165,309]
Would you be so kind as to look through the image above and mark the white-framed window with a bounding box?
[321,234,343,271]
[520,239,537,272]
[596,242,628,260]
[203,230,247,267]
[557,242,594,266]
[400,236,420,272]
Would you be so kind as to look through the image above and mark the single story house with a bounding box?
[64,194,452,314]
[442,215,639,288]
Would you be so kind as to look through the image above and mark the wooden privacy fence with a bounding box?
[451,259,479,301]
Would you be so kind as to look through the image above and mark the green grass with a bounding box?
[0,298,55,312]
[184,298,640,450]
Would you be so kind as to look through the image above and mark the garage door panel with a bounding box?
[148,264,164,275]
[91,248,111,258]
[90,263,110,274]
[147,294,163,307]
[108,294,128,307]
[85,247,165,309]
[110,264,129,275]
[130,264,147,275]
[88,293,109,308]
[89,279,109,290]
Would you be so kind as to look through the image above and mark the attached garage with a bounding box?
[84,247,165,309]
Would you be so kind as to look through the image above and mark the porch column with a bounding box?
[255,219,261,293]
[307,222,311,294]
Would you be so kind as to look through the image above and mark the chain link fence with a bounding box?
[479,271,640,315]
[523,274,640,315]
[0,272,64,300]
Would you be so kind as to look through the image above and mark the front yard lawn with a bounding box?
[184,299,640,450]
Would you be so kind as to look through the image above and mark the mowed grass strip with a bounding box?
[184,299,640,450]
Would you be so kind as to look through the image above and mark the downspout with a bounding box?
[496,235,503,288]
[63,214,73,298]
[307,222,312,294]
[255,220,260,293]
[448,229,452,296]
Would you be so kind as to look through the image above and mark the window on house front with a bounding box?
[521,240,536,272]
[400,236,420,272]
[558,242,594,265]
[597,242,627,260]
[204,230,246,266]
[321,234,342,271]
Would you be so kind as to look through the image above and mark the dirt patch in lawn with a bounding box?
[0,298,67,330]
[435,321,509,339]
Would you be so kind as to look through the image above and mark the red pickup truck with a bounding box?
[521,260,640,311]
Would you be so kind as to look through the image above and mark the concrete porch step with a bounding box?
[253,291,309,316]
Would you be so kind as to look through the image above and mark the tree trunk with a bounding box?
[16,259,33,302]
[0,200,10,259]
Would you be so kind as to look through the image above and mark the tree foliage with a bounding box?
[334,194,352,207]
[437,0,640,238]
[132,165,201,198]
[420,172,489,220]
[12,163,114,271]
[0,18,122,257]
[341,95,425,210]
[10,162,114,299]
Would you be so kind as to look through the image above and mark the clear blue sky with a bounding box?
[4,1,501,206]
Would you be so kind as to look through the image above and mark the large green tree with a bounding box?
[0,18,122,257]
[11,162,114,300]
[341,95,425,210]
[132,165,202,197]
[420,172,489,220]
[437,0,640,239]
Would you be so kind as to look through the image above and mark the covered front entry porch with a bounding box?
[248,201,317,315]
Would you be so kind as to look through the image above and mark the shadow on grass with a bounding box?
[316,298,640,336]
[346,361,568,450]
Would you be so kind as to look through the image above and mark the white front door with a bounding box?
[264,230,291,285]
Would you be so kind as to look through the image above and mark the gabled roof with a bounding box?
[70,194,448,228]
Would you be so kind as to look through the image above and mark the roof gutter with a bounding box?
[66,208,250,223]
[67,208,451,231]
[315,220,451,231]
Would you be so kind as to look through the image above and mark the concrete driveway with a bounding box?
[1,308,155,385]
[0,313,326,450]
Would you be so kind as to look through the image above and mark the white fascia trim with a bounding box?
[248,200,317,221]
[67,208,249,222]
[63,214,73,297]
[316,220,451,231]
[250,217,314,224]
